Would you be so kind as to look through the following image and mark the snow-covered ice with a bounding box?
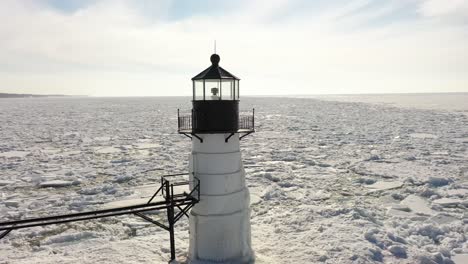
[0,151,30,158]
[0,96,467,263]
[432,198,466,208]
[400,195,435,216]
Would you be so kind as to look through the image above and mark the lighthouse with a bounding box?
[178,54,255,263]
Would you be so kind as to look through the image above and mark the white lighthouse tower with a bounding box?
[178,54,255,263]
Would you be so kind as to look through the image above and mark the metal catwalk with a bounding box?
[0,173,200,263]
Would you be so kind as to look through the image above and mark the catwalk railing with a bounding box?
[239,115,254,131]
[178,114,192,132]
[177,108,255,133]
[0,173,200,263]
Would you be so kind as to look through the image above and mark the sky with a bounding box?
[0,0,467,96]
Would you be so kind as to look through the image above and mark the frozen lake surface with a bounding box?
[0,96,467,263]
[299,92,468,112]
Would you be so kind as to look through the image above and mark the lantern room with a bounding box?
[192,54,240,101]
[178,53,254,141]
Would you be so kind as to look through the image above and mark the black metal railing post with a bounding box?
[165,180,176,262]
[252,108,255,130]
[197,178,200,201]
[189,114,192,130]
[0,229,12,240]
[191,109,195,131]
[177,109,180,132]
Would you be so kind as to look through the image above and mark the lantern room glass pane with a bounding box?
[204,80,220,100]
[221,79,233,100]
[194,80,205,100]
[234,80,239,100]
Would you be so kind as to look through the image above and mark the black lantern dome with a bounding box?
[192,54,239,82]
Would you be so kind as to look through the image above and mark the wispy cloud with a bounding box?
[0,0,467,96]
[419,0,468,19]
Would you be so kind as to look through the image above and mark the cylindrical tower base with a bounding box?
[188,134,253,263]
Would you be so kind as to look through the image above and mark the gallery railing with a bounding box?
[177,109,255,133]
[239,115,254,131]
[178,114,192,132]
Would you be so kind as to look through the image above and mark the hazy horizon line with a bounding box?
[2,91,468,98]
[73,91,468,97]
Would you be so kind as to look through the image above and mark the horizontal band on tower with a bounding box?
[195,168,242,176]
[194,169,245,195]
[191,187,250,216]
[191,152,242,175]
[190,206,249,218]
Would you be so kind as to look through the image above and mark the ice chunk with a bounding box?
[388,245,407,258]
[133,143,160,149]
[39,180,74,188]
[367,247,383,262]
[429,214,458,224]
[390,204,411,212]
[110,159,131,164]
[79,185,116,195]
[43,231,96,245]
[356,177,376,185]
[94,146,121,154]
[102,198,148,209]
[417,255,440,264]
[386,208,414,218]
[4,200,20,207]
[409,133,438,139]
[309,190,331,201]
[400,195,434,215]
[364,229,379,244]
[121,219,152,229]
[94,136,111,141]
[428,177,451,187]
[0,180,15,186]
[366,181,403,192]
[261,185,284,200]
[387,232,407,244]
[114,174,134,183]
[250,194,262,205]
[411,224,445,241]
[366,154,382,161]
[445,189,468,197]
[0,151,30,158]
[432,198,464,207]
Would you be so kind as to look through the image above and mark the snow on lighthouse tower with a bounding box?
[178,53,255,263]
